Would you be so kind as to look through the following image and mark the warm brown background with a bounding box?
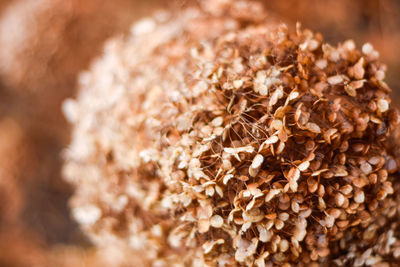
[0,0,398,266]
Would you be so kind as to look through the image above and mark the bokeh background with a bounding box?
[0,0,398,266]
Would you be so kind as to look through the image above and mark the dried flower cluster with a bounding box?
[63,0,400,265]
[328,182,400,266]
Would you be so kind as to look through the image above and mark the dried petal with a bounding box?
[210,215,224,228]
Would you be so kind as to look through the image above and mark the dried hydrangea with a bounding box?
[63,0,400,265]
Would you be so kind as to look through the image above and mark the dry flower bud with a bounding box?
[377,99,389,113]
[354,190,365,204]
[249,154,264,177]
[327,75,344,85]
[335,193,346,207]
[210,215,224,228]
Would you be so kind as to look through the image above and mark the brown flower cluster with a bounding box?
[63,0,400,265]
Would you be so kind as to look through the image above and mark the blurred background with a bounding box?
[0,0,398,266]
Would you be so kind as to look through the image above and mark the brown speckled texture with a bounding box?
[64,1,400,265]
[0,0,400,266]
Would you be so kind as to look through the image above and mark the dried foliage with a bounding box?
[63,0,400,266]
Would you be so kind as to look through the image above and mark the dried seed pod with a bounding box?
[63,0,400,265]
[335,193,346,207]
[210,215,224,228]
[353,190,365,204]
[249,154,264,177]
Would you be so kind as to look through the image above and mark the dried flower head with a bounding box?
[63,0,400,265]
